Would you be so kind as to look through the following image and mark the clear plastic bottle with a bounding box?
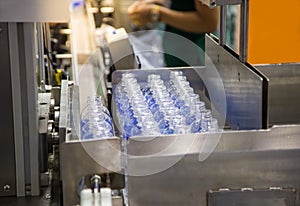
[201,109,212,132]
[80,96,114,140]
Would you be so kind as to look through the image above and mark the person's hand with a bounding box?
[128,1,154,27]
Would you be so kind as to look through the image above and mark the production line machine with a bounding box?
[59,0,300,203]
[1,0,300,205]
[57,52,300,206]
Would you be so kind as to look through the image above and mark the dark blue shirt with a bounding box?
[163,0,205,67]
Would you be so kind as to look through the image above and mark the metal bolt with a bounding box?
[91,175,101,190]
[269,187,282,191]
[67,128,72,133]
[3,185,10,192]
[218,188,230,192]
[241,187,253,192]
[0,28,2,33]
[44,193,51,200]
[91,175,101,184]
[210,1,217,8]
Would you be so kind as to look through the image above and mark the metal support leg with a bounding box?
[23,23,40,196]
[219,5,227,46]
[8,22,26,197]
[36,22,46,91]
[43,23,54,85]
[239,0,249,63]
[6,22,40,197]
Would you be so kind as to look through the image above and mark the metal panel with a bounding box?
[16,23,32,188]
[8,23,25,197]
[0,0,70,22]
[254,64,300,126]
[208,188,296,206]
[59,80,69,143]
[60,139,124,206]
[59,82,124,206]
[0,23,17,197]
[23,23,40,196]
[2,22,42,197]
[205,35,265,129]
[127,125,300,206]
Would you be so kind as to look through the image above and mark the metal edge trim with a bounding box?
[23,23,40,196]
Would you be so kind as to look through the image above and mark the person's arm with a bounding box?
[128,0,219,33]
[160,1,219,33]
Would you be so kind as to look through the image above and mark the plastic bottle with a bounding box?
[80,96,114,139]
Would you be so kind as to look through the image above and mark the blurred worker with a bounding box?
[128,0,219,67]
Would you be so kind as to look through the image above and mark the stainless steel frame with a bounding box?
[254,63,300,126]
[59,80,124,206]
[60,42,300,206]
[110,64,300,206]
[205,35,265,129]
[0,22,40,197]
[239,0,249,62]
[208,187,296,206]
[23,22,40,196]
[206,29,300,129]
[60,138,124,205]
[0,0,70,22]
[8,22,25,197]
[201,0,249,63]
[127,125,300,206]
[0,22,17,197]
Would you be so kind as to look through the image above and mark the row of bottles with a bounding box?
[115,71,219,139]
